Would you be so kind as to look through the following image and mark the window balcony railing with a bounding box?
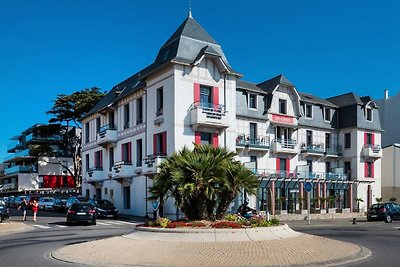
[271,139,298,154]
[362,144,382,158]
[236,134,270,150]
[248,168,347,180]
[96,124,118,146]
[86,167,105,182]
[142,153,167,175]
[99,124,117,134]
[111,160,135,178]
[325,145,342,156]
[301,142,325,154]
[189,102,229,130]
[25,133,62,143]
[4,165,37,175]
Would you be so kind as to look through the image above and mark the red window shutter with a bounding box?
[371,133,375,145]
[50,175,57,188]
[364,133,367,145]
[128,142,132,163]
[162,132,167,154]
[153,134,157,155]
[371,162,374,178]
[67,176,75,187]
[213,86,219,108]
[364,162,368,177]
[286,158,290,176]
[212,133,219,147]
[43,176,50,188]
[194,83,200,103]
[276,158,280,171]
[195,131,201,145]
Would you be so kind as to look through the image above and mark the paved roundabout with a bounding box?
[52,224,371,267]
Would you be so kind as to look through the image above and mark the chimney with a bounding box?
[384,89,389,100]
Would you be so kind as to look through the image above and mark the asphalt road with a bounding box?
[286,219,400,267]
[0,209,140,267]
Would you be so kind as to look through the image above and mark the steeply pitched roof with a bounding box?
[236,80,266,94]
[257,74,293,93]
[326,92,364,107]
[299,92,337,108]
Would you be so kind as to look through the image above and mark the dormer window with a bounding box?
[366,107,373,121]
[248,94,257,109]
[324,108,331,121]
[279,99,287,114]
[305,104,313,118]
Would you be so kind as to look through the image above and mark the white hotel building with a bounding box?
[82,14,382,217]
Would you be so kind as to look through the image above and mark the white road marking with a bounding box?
[112,220,137,225]
[96,222,111,226]
[103,221,124,225]
[32,224,51,229]
[55,225,68,228]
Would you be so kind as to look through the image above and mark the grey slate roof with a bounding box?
[88,15,239,116]
[257,74,294,93]
[236,80,266,94]
[299,92,338,108]
[326,92,364,107]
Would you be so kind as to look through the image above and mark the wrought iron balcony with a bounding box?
[271,139,298,154]
[189,102,229,130]
[362,144,382,158]
[142,153,167,175]
[248,168,347,181]
[301,142,325,155]
[236,134,270,150]
[4,165,37,175]
[112,161,135,178]
[96,124,118,146]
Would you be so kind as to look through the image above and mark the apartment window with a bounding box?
[366,133,373,145]
[94,150,103,169]
[250,123,257,141]
[324,108,331,121]
[344,161,351,179]
[250,155,257,169]
[279,99,287,114]
[109,147,114,171]
[96,117,101,133]
[248,94,257,109]
[307,160,312,172]
[200,85,212,107]
[366,108,372,121]
[154,132,167,155]
[200,132,212,145]
[123,186,131,209]
[108,111,115,128]
[306,130,312,146]
[85,122,90,143]
[344,133,351,149]
[121,142,132,164]
[136,139,143,167]
[136,97,143,124]
[156,87,164,116]
[325,133,331,149]
[325,162,331,173]
[85,154,90,171]
[123,104,130,129]
[305,104,313,118]
[365,162,373,177]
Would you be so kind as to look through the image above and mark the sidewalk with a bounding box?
[0,220,31,235]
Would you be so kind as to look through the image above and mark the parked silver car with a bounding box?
[38,197,55,210]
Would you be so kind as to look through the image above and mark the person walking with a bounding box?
[31,199,39,221]
[17,198,28,221]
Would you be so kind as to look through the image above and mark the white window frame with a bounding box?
[248,93,257,110]
[324,107,331,122]
[305,104,313,118]
[366,107,373,121]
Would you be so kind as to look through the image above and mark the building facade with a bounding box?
[82,14,382,218]
[0,124,79,196]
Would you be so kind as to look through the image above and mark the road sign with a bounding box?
[152,200,160,210]
[304,182,313,193]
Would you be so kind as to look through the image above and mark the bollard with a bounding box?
[352,218,357,224]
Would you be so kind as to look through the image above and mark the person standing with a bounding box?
[31,199,39,221]
[17,198,28,221]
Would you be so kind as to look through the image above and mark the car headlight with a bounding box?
[114,209,118,212]
[97,208,106,212]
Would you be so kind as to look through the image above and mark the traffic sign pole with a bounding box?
[307,191,310,225]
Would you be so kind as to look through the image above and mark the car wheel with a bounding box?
[384,215,392,223]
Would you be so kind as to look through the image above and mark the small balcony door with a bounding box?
[200,85,212,108]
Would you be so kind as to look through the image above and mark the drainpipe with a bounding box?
[144,89,149,217]
[224,72,227,147]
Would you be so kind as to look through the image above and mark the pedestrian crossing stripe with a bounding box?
[55,225,67,228]
[96,222,111,226]
[32,224,51,229]
[104,221,124,225]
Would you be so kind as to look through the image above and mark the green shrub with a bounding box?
[269,217,280,226]
[152,217,171,228]
[225,214,238,221]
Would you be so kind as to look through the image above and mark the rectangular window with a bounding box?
[250,155,257,169]
[96,117,101,133]
[123,186,131,209]
[136,97,143,124]
[109,147,114,171]
[307,160,312,172]
[248,94,257,109]
[305,104,313,118]
[366,108,372,121]
[154,132,167,155]
[85,123,90,143]
[200,85,212,107]
[279,99,287,114]
[108,111,115,128]
[324,108,331,121]
[344,161,351,179]
[366,133,373,145]
[344,133,351,149]
[325,162,331,173]
[325,133,331,149]
[365,162,373,177]
[123,104,130,129]
[250,123,257,141]
[200,132,212,145]
[94,150,103,169]
[306,130,313,146]
[156,87,163,116]
[136,139,143,167]
[85,154,90,171]
[122,142,132,164]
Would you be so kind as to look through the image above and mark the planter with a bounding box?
[275,210,287,215]
[327,208,336,214]
[311,208,326,214]
[295,210,308,215]
[336,208,350,213]
[352,208,360,213]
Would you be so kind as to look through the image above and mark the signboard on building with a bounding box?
[271,114,294,124]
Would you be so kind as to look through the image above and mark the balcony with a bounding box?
[7,141,22,153]
[362,145,382,158]
[251,168,347,181]
[86,167,105,182]
[96,124,117,146]
[0,182,17,192]
[236,134,270,151]
[300,142,325,156]
[271,139,298,154]
[142,153,166,175]
[190,102,229,131]
[3,149,33,163]
[112,161,135,178]
[4,165,37,175]
[325,145,342,157]
[25,133,62,143]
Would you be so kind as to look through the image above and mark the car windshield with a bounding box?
[96,200,113,207]
[370,204,383,210]
[71,203,92,211]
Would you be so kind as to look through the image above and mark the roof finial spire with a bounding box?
[188,0,193,18]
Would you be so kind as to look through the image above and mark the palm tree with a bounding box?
[148,144,258,220]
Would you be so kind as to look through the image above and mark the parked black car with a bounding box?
[367,202,400,223]
[53,197,68,212]
[89,199,118,218]
[66,196,90,209]
[0,199,10,223]
[66,203,97,226]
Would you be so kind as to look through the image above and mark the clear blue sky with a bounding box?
[1,0,400,161]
